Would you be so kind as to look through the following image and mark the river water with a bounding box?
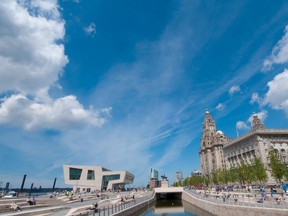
[135,199,214,216]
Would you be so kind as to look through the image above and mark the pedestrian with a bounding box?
[10,202,21,211]
[282,182,287,199]
[32,196,36,205]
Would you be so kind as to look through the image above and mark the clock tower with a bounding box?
[199,110,228,176]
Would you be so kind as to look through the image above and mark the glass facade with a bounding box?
[69,167,82,180]
[102,167,111,172]
[150,168,159,179]
[102,174,120,189]
[125,173,134,182]
[87,170,95,180]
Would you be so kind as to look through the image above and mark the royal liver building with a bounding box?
[199,110,288,182]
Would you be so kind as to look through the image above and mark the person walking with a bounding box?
[282,182,287,199]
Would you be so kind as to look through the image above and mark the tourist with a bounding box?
[27,197,33,205]
[90,203,98,212]
[10,202,21,211]
[276,195,282,205]
[281,182,287,200]
[32,196,36,205]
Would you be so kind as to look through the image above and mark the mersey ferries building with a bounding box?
[200,110,288,183]
[63,165,134,192]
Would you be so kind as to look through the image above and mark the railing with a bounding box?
[185,189,288,210]
[71,193,155,216]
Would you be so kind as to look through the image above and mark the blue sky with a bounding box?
[0,0,288,189]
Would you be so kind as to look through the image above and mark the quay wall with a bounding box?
[111,195,156,216]
[182,191,288,216]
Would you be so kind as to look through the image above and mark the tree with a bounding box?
[253,157,268,184]
[183,177,189,186]
[237,160,252,185]
[269,148,286,183]
[228,164,238,184]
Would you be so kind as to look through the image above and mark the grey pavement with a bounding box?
[0,191,146,216]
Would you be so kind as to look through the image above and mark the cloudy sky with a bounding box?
[0,0,288,189]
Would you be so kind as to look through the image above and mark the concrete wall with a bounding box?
[182,191,288,216]
[111,196,156,216]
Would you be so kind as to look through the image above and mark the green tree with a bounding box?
[228,164,238,184]
[237,160,251,184]
[189,176,202,186]
[253,157,268,184]
[269,148,286,183]
[221,168,230,184]
[183,177,189,186]
[211,169,219,185]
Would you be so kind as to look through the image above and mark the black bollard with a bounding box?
[20,175,27,194]
[29,183,34,197]
[52,178,57,192]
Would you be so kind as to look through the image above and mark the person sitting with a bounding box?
[10,202,21,211]
[276,196,282,205]
[32,196,36,205]
[90,203,98,212]
[27,197,33,205]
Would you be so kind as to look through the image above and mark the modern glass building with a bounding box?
[149,168,159,188]
[63,165,134,192]
[150,168,159,179]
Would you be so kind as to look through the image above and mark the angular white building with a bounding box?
[63,165,134,192]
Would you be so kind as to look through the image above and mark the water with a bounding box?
[136,199,214,216]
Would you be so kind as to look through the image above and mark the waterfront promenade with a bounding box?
[183,188,288,216]
[0,190,153,216]
[2,188,288,216]
[186,188,288,208]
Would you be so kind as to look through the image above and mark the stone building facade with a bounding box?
[199,111,288,183]
[199,110,229,176]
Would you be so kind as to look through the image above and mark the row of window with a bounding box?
[69,168,120,184]
[69,168,95,180]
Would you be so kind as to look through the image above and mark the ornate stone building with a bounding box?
[199,110,229,176]
[199,111,288,183]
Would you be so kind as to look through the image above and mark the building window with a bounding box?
[102,174,120,189]
[69,167,82,180]
[87,170,95,180]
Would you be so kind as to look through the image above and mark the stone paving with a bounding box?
[192,189,288,209]
[0,191,148,216]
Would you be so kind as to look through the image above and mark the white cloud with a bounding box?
[263,25,288,70]
[250,92,263,105]
[228,85,240,95]
[0,94,111,131]
[84,22,96,37]
[216,103,225,111]
[236,121,249,130]
[248,110,267,124]
[0,1,110,131]
[0,0,67,94]
[236,110,267,131]
[264,69,288,116]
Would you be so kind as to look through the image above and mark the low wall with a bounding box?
[111,195,156,216]
[182,191,288,216]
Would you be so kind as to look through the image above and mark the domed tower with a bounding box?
[199,110,228,176]
[251,113,264,131]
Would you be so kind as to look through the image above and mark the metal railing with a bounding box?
[184,189,288,210]
[72,193,154,216]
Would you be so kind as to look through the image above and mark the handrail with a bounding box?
[70,192,155,216]
[184,189,288,210]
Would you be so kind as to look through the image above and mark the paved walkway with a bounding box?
[0,191,148,216]
[191,189,288,209]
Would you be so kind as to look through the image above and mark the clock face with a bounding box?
[209,126,214,130]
